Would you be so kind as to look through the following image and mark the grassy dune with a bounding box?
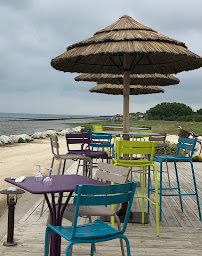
[76,120,202,136]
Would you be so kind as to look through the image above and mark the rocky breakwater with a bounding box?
[0,126,83,145]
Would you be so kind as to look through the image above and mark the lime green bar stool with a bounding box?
[112,140,159,236]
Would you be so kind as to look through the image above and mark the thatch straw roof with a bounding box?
[90,84,164,95]
[75,73,179,86]
[51,15,202,74]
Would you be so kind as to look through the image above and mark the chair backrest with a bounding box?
[66,133,91,152]
[50,135,60,157]
[96,162,130,184]
[149,133,166,143]
[93,125,103,131]
[72,182,136,239]
[176,137,196,158]
[89,131,112,143]
[115,140,156,163]
[81,128,91,134]
[149,133,167,154]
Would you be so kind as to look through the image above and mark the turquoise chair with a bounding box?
[89,131,114,158]
[149,137,201,221]
[44,182,136,256]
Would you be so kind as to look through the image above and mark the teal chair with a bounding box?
[89,131,114,158]
[44,182,136,256]
[149,137,201,221]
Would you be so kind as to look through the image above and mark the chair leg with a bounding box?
[147,166,151,214]
[159,161,163,222]
[115,214,125,256]
[121,235,131,256]
[57,159,62,175]
[44,226,52,256]
[62,159,66,175]
[153,165,159,236]
[76,159,81,174]
[66,242,74,256]
[173,161,183,212]
[190,160,201,220]
[141,167,145,224]
[90,243,95,256]
[165,160,171,187]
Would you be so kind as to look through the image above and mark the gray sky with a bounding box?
[0,0,202,116]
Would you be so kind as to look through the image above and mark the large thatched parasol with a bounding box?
[90,84,164,95]
[75,73,180,86]
[51,15,202,134]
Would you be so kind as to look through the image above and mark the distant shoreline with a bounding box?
[0,112,111,137]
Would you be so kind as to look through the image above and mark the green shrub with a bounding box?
[154,142,186,156]
[18,138,25,143]
[192,155,202,162]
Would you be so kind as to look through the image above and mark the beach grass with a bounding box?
[74,119,202,136]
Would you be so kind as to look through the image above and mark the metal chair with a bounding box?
[130,127,152,141]
[92,125,103,131]
[44,181,137,256]
[49,135,70,175]
[149,133,171,187]
[150,137,201,221]
[40,135,92,217]
[49,162,130,256]
[88,131,114,158]
[112,140,159,236]
[66,133,108,175]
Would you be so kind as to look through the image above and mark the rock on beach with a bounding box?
[0,126,83,145]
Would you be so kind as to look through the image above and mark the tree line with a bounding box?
[145,102,202,121]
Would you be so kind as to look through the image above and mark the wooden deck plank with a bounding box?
[1,161,202,255]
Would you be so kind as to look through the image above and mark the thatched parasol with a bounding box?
[90,84,164,95]
[75,73,179,86]
[51,15,202,134]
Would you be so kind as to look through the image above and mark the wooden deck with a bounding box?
[1,161,202,255]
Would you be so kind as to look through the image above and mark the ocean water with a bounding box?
[0,112,101,136]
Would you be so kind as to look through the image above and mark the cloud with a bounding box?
[0,0,201,115]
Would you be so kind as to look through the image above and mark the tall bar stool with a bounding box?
[149,137,201,221]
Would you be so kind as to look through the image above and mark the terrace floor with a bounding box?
[0,161,202,255]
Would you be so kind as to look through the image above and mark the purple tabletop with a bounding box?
[5,175,105,194]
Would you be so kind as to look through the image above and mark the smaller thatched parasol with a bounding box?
[75,73,179,86]
[90,83,164,95]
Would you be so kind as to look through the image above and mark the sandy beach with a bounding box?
[0,136,70,216]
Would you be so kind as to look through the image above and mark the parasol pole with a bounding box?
[123,52,130,140]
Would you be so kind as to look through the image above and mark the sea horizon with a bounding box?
[0,112,109,136]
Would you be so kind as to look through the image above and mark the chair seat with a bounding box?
[68,150,86,154]
[49,219,120,241]
[113,158,151,167]
[153,154,190,162]
[63,204,118,222]
[85,150,108,159]
[91,141,112,145]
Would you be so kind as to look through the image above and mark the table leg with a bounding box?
[44,191,73,256]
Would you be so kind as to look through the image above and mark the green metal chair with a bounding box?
[93,125,103,131]
[112,140,159,236]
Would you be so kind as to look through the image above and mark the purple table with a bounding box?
[5,175,106,256]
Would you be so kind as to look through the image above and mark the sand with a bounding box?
[0,136,69,216]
